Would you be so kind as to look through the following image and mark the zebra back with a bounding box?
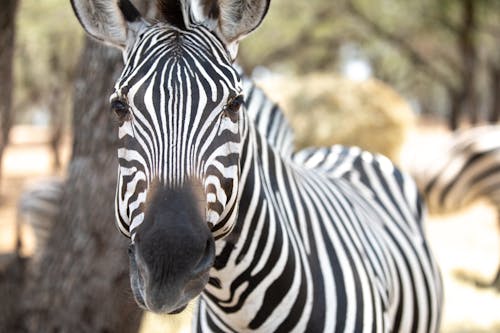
[294,144,425,229]
[420,125,500,213]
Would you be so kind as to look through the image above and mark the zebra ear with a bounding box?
[195,0,270,57]
[71,0,144,49]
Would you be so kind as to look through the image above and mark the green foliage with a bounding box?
[240,0,500,123]
[11,0,500,128]
[14,0,83,124]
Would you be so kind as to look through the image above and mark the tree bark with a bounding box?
[18,1,159,330]
[0,0,18,196]
[17,2,159,332]
[20,37,143,333]
[0,253,26,332]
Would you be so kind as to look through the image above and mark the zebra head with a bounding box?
[71,0,269,314]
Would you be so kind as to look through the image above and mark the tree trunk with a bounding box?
[488,63,500,123]
[48,51,65,172]
[460,0,478,127]
[48,84,64,172]
[17,2,158,331]
[0,0,18,196]
[449,89,464,130]
[19,1,159,330]
[0,5,25,330]
[0,253,26,332]
[447,0,478,130]
[20,36,143,333]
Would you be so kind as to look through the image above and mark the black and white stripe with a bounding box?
[72,0,443,331]
[242,72,295,158]
[17,178,63,253]
[420,125,500,213]
[112,24,244,240]
[418,124,500,289]
[194,135,443,331]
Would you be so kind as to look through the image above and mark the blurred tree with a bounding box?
[490,62,500,123]
[20,39,143,333]
[18,1,156,332]
[14,0,83,172]
[239,0,500,130]
[46,45,68,171]
[485,24,500,123]
[345,0,480,130]
[0,0,19,196]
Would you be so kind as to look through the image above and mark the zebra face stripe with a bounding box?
[112,24,243,240]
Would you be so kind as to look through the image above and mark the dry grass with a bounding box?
[1,123,499,332]
[256,73,415,162]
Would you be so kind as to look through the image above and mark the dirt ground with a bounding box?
[1,123,499,332]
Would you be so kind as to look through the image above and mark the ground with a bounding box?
[1,123,499,332]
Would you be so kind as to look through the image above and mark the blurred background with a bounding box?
[0,0,499,332]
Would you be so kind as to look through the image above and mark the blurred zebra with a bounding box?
[17,178,63,254]
[418,124,500,290]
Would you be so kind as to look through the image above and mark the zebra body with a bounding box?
[17,178,64,253]
[196,128,442,332]
[71,0,442,331]
[419,124,500,289]
[421,125,500,213]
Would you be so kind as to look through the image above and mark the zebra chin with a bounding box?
[127,182,216,314]
[128,246,210,314]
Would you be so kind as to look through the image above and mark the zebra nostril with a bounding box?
[193,238,215,276]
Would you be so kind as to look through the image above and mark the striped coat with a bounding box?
[71,0,443,331]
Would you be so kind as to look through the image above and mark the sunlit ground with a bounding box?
[1,122,499,332]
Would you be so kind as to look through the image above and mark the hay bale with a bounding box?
[256,73,414,162]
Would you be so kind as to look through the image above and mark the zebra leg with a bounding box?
[472,213,500,291]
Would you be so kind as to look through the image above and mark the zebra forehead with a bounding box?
[116,24,240,89]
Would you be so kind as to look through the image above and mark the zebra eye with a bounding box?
[111,99,130,120]
[225,95,244,114]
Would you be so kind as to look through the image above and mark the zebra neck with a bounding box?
[200,112,300,330]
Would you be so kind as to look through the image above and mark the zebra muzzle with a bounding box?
[127,182,215,314]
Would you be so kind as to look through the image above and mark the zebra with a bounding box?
[242,70,295,158]
[17,178,64,255]
[71,0,443,331]
[418,124,500,290]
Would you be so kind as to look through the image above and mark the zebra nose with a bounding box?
[192,238,215,277]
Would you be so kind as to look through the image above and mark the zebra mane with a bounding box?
[157,0,189,30]
[155,0,270,46]
[199,0,220,20]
